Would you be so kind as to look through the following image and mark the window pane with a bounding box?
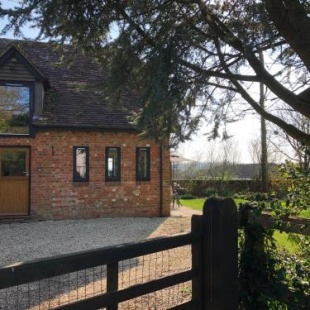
[1,151,26,177]
[0,85,30,134]
[74,147,89,181]
[137,148,150,181]
[106,147,120,181]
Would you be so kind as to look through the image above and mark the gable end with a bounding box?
[0,44,49,89]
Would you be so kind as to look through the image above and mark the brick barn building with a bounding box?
[0,39,171,220]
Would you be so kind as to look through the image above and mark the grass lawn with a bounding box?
[180,197,246,211]
[301,208,310,218]
[181,197,310,219]
[180,197,303,253]
[180,198,205,211]
[273,231,299,254]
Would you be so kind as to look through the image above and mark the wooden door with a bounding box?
[0,148,29,216]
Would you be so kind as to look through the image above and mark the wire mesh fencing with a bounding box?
[118,245,192,309]
[0,266,107,309]
[0,242,192,310]
[1,198,243,310]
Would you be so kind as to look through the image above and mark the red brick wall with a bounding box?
[0,129,171,219]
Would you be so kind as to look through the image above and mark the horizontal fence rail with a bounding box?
[238,205,310,308]
[238,209,310,236]
[0,233,198,289]
[256,212,310,235]
[0,197,241,310]
[0,233,200,309]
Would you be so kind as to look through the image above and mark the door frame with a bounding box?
[0,145,31,218]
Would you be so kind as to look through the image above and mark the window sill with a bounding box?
[105,181,121,186]
[73,181,89,186]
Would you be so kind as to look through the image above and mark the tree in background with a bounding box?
[204,139,240,178]
[249,136,279,172]
[2,1,310,147]
[172,151,204,180]
[174,139,240,196]
[174,139,240,180]
[271,112,310,174]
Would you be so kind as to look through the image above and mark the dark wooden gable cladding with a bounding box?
[0,39,142,131]
[0,44,49,88]
[0,43,50,120]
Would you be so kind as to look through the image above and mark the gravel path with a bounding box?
[0,206,201,266]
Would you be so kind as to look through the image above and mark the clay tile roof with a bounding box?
[0,38,142,130]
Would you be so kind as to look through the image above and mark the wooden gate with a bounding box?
[0,147,29,216]
[0,198,239,310]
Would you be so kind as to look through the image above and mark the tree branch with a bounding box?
[179,59,259,82]
[265,0,310,72]
[214,35,310,145]
[194,0,310,119]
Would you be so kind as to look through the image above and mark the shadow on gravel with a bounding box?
[0,216,192,309]
[0,217,170,266]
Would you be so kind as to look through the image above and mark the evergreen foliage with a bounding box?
[1,1,310,145]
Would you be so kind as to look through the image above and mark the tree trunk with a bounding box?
[260,51,269,192]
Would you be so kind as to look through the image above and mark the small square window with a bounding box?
[105,147,121,181]
[136,147,150,181]
[73,146,89,182]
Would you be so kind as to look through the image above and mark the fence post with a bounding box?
[239,205,271,308]
[192,214,204,309]
[202,197,238,310]
[107,262,118,310]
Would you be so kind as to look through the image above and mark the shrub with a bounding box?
[179,193,195,200]
[218,189,234,197]
[204,187,217,197]
[239,205,310,308]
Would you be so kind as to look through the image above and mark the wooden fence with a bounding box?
[0,197,309,309]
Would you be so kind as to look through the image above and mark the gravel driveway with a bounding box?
[0,206,201,266]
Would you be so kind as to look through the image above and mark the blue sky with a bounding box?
[0,0,39,39]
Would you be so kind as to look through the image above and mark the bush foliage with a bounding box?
[239,162,310,308]
[239,205,310,309]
